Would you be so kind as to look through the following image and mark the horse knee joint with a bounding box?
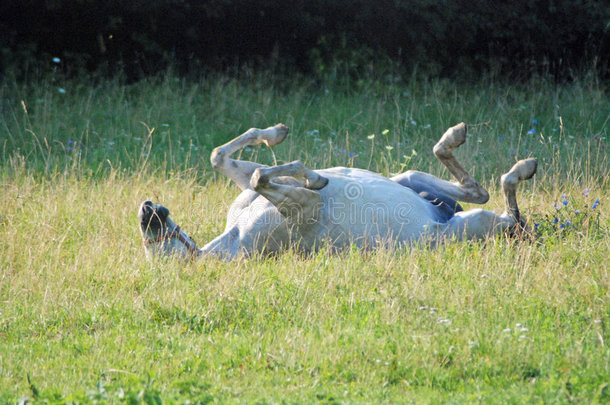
[210,148,224,169]
[250,168,268,190]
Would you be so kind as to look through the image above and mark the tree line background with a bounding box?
[1,0,609,81]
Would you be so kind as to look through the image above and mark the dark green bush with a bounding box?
[1,0,608,81]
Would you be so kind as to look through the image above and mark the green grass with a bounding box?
[0,70,609,403]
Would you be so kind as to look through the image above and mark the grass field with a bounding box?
[1,70,609,403]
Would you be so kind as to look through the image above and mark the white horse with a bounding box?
[138,123,537,260]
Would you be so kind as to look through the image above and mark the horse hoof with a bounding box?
[263,123,289,147]
[434,122,467,157]
[512,158,538,180]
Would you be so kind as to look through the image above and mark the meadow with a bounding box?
[0,68,608,403]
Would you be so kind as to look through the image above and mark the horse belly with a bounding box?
[315,169,438,247]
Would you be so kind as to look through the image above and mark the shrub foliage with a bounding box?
[1,0,608,80]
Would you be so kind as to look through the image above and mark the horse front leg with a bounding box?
[210,124,289,190]
[249,161,327,231]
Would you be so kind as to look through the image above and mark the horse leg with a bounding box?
[210,124,289,190]
[443,158,537,239]
[249,161,328,226]
[500,158,538,223]
[391,123,489,204]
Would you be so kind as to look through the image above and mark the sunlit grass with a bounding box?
[0,71,608,402]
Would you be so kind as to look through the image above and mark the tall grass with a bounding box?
[2,70,608,182]
[0,70,608,402]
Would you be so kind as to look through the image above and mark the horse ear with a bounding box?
[156,205,170,219]
[139,201,154,220]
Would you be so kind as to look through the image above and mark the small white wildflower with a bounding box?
[382,129,390,135]
[418,305,428,311]
[430,307,437,313]
[594,319,601,324]
[367,134,375,140]
[520,327,529,333]
[477,137,482,143]
[516,323,522,328]
[481,274,488,278]
[468,340,478,347]
[108,141,115,146]
[385,145,393,151]
[410,120,417,126]
[58,88,66,94]
[503,328,512,333]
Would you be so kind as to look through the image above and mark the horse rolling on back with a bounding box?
[138,123,537,260]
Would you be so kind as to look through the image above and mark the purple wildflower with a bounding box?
[527,129,536,135]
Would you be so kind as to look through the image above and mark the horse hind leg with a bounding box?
[432,122,489,203]
[210,124,289,190]
[500,158,538,224]
[391,123,489,204]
